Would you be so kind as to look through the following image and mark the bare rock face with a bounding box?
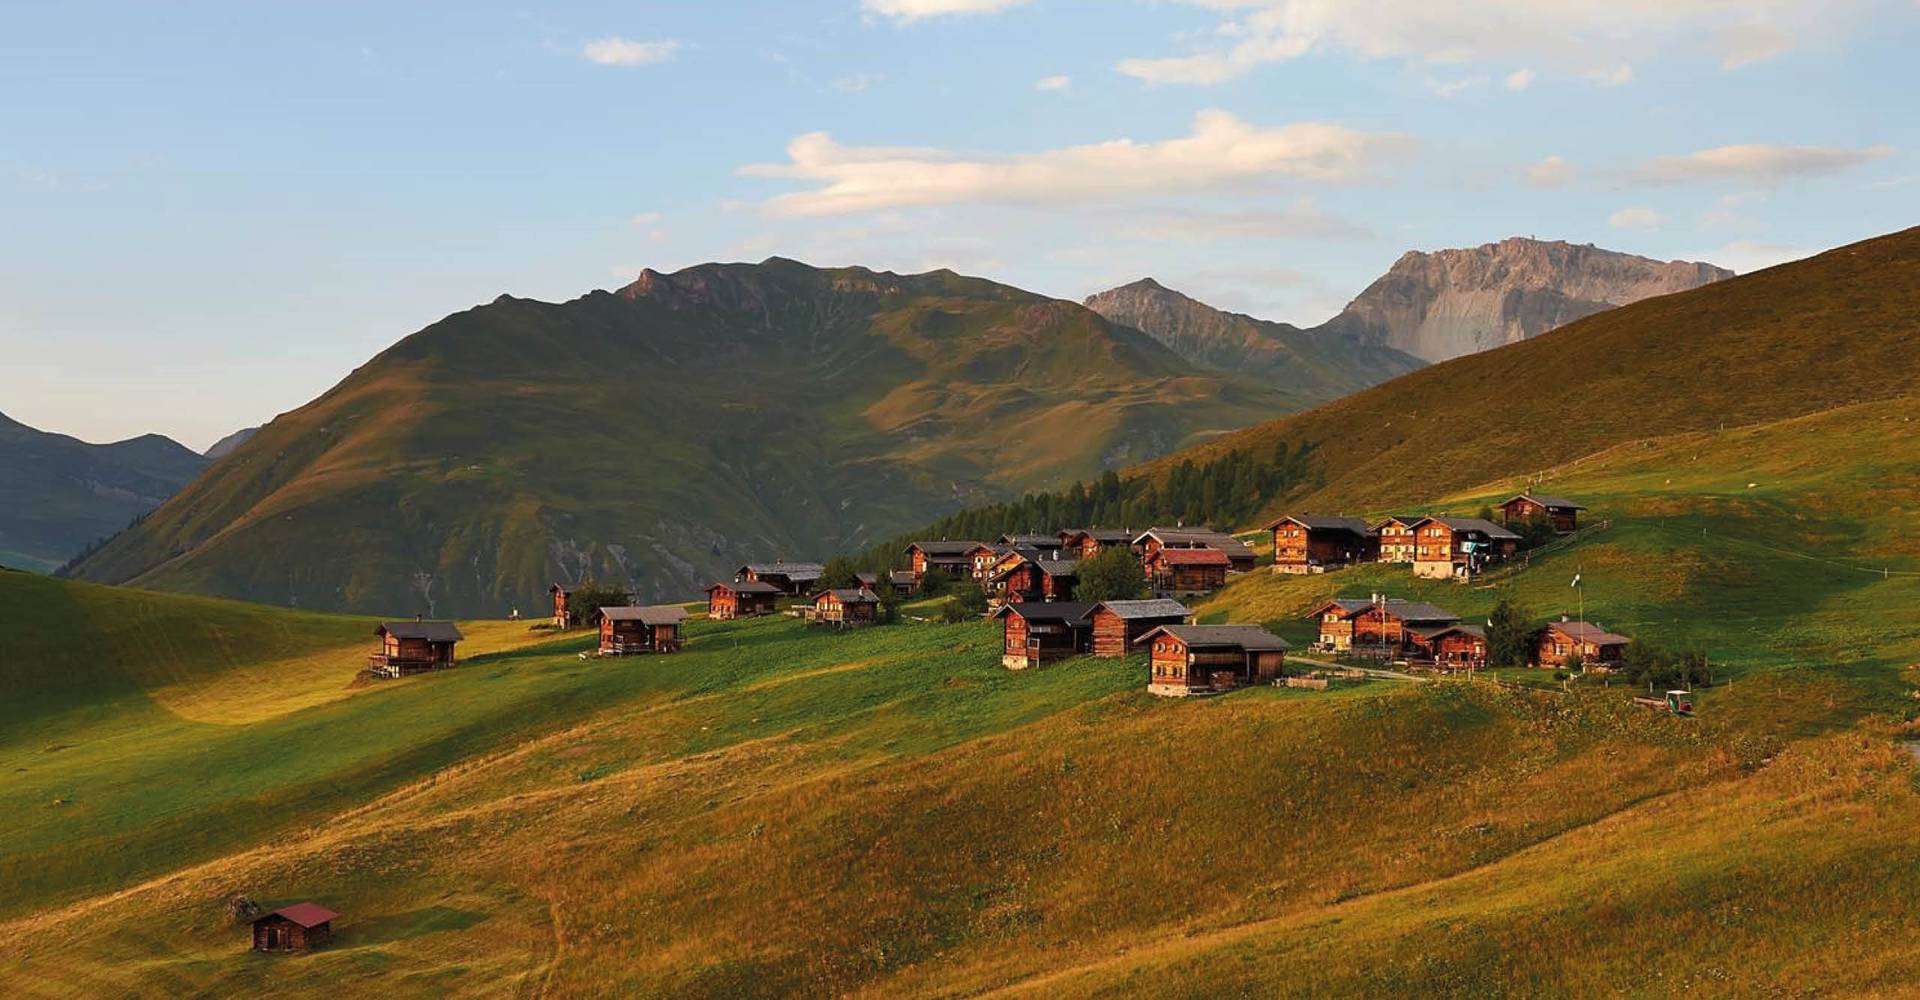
[1329,238,1732,362]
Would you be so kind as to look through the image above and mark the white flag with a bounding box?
[1570,574,1581,587]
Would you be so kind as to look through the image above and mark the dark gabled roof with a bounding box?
[1060,527,1133,543]
[741,561,825,579]
[854,572,878,585]
[1372,515,1424,530]
[992,600,1099,623]
[1035,559,1080,577]
[1506,492,1587,512]
[1412,516,1523,540]
[1545,621,1632,645]
[1410,623,1487,641]
[1263,514,1376,534]
[1308,599,1459,625]
[602,606,689,626]
[708,579,782,595]
[375,621,464,642]
[1152,547,1232,567]
[815,587,881,604]
[888,570,917,585]
[907,540,988,556]
[1141,624,1290,652]
[1088,598,1191,621]
[259,902,338,928]
[997,533,1060,546]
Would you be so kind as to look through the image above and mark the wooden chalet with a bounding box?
[1265,515,1378,575]
[886,570,918,597]
[903,541,992,582]
[549,582,578,627]
[737,561,824,597]
[706,580,782,620]
[1086,599,1192,658]
[811,587,881,626]
[1373,516,1421,564]
[1143,624,1289,697]
[1405,624,1488,671]
[1131,527,1258,573]
[1537,620,1631,669]
[988,548,1079,604]
[1410,517,1522,580]
[1502,493,1587,534]
[992,601,1097,669]
[1308,598,1460,656]
[369,621,463,677]
[1145,546,1231,595]
[252,902,336,953]
[599,606,688,654]
[1057,527,1133,560]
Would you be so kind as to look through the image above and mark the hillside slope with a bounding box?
[0,412,206,571]
[1082,278,1425,396]
[1136,227,1920,521]
[1320,237,1732,361]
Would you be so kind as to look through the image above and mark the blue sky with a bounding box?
[4,0,1916,450]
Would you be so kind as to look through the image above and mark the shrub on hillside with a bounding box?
[941,586,989,622]
[1485,598,1534,667]
[1622,642,1712,689]
[819,556,860,591]
[568,580,632,626]
[918,567,953,598]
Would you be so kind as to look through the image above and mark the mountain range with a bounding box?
[64,261,1296,615]
[0,412,207,572]
[1086,238,1731,368]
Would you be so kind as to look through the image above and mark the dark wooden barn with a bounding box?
[992,601,1097,670]
[1085,599,1192,658]
[1537,620,1631,669]
[599,606,689,654]
[706,580,782,620]
[368,621,463,677]
[737,561,825,597]
[1501,493,1587,534]
[1409,517,1522,580]
[1144,546,1231,595]
[1141,624,1289,697]
[1265,515,1379,575]
[811,587,881,626]
[251,902,337,953]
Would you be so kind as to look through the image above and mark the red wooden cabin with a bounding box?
[1057,528,1133,560]
[1265,515,1378,575]
[992,601,1096,669]
[988,549,1079,604]
[1501,493,1587,534]
[600,606,688,654]
[903,541,991,582]
[1307,598,1459,656]
[1145,546,1230,595]
[811,587,881,626]
[1142,624,1289,697]
[369,621,463,677]
[252,902,336,953]
[1131,527,1258,574]
[1406,624,1488,670]
[1409,517,1522,579]
[1537,620,1631,668]
[736,561,824,597]
[706,580,782,620]
[1372,516,1421,564]
[1085,599,1191,658]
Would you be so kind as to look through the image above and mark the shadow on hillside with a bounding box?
[343,905,490,947]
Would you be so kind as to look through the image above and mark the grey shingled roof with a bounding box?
[1088,598,1191,621]
[909,540,987,556]
[1410,623,1487,640]
[1546,621,1631,644]
[602,606,689,625]
[1508,493,1587,511]
[1143,624,1290,652]
[1061,527,1133,543]
[709,580,782,595]
[1310,599,1460,624]
[377,621,464,642]
[1035,559,1080,576]
[1415,517,1523,540]
[992,601,1099,623]
[1264,514,1375,534]
[816,587,881,603]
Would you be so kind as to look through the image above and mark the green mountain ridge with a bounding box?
[0,412,207,572]
[64,259,1300,616]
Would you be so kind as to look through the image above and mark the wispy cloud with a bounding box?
[1117,1,1860,87]
[862,0,1031,23]
[831,72,884,93]
[1608,206,1665,231]
[1035,75,1072,92]
[741,111,1413,216]
[1504,68,1535,91]
[1635,143,1893,184]
[1700,238,1810,274]
[582,37,680,66]
[1524,154,1575,188]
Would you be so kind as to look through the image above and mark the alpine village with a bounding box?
[7,8,1920,994]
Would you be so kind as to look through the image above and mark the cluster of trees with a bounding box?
[861,438,1319,569]
[564,580,635,627]
[1620,642,1712,689]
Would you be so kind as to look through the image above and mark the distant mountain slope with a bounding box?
[202,426,257,459]
[1083,278,1424,396]
[1322,237,1732,361]
[1136,226,1919,518]
[66,259,1297,615]
[0,412,206,571]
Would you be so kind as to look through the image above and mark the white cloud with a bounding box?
[1524,154,1575,188]
[1636,143,1893,184]
[1608,206,1665,231]
[1035,74,1072,92]
[740,110,1413,216]
[862,0,1031,23]
[1119,200,1375,242]
[1424,74,1487,98]
[582,37,680,66]
[1701,239,1809,274]
[831,72,884,93]
[1504,67,1535,91]
[1117,1,1860,87]
[629,212,663,226]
